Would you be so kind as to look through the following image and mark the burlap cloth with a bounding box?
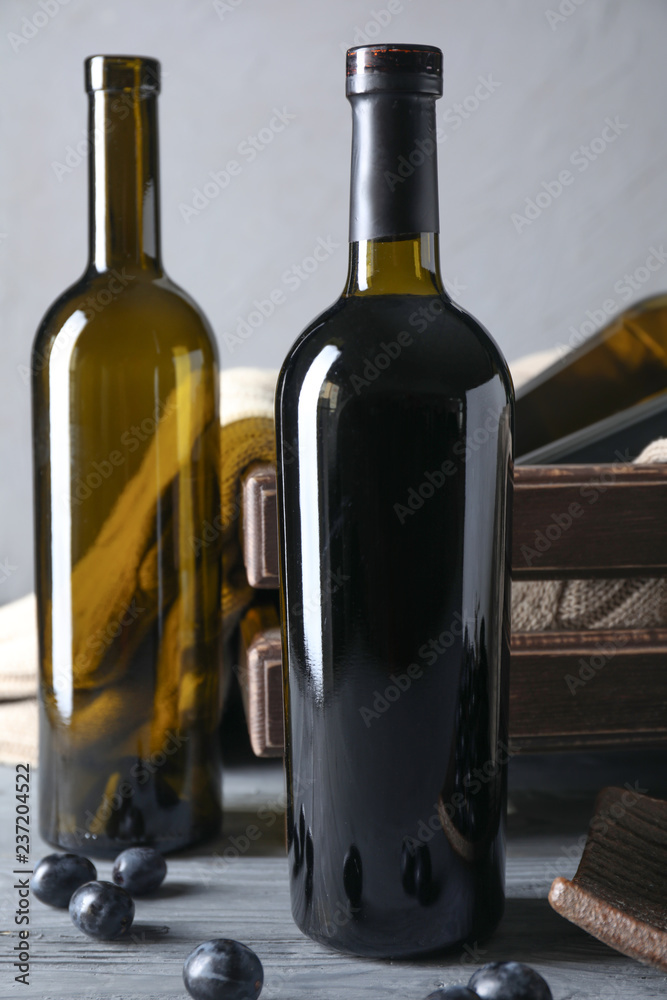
[1,359,665,765]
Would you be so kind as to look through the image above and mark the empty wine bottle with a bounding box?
[515,292,667,456]
[32,56,222,854]
[275,45,514,957]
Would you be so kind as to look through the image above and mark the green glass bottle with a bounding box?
[515,292,667,456]
[31,56,222,855]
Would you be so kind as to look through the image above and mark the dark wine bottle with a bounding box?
[515,292,667,456]
[31,56,223,855]
[275,45,514,958]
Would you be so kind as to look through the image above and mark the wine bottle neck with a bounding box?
[344,233,444,296]
[87,88,162,273]
[345,90,442,296]
[348,91,440,240]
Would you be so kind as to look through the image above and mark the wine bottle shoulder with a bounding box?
[31,269,218,376]
[277,292,513,408]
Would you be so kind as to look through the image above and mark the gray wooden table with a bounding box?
[2,755,666,999]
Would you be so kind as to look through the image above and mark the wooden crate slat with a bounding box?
[242,463,667,583]
[512,465,667,580]
[511,628,667,752]
[237,625,667,757]
[242,465,280,588]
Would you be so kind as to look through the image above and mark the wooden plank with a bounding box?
[242,464,280,589]
[510,629,667,752]
[240,628,284,757]
[549,787,667,970]
[2,764,666,999]
[242,463,667,584]
[238,626,667,756]
[512,464,667,580]
[238,605,283,758]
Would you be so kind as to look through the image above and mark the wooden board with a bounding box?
[239,623,667,756]
[549,787,667,970]
[2,764,667,998]
[510,629,667,751]
[242,463,667,584]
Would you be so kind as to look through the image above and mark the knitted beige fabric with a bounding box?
[511,439,667,632]
[0,700,38,766]
[0,593,38,700]
[0,368,278,767]
[0,594,39,765]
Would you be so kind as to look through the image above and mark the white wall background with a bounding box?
[1,0,666,604]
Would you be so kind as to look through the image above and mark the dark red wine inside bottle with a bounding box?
[275,44,514,958]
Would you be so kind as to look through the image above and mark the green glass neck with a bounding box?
[88,88,162,274]
[343,234,444,297]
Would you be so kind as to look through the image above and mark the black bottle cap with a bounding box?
[85,55,160,94]
[346,44,443,96]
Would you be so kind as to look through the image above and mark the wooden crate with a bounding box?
[238,463,667,757]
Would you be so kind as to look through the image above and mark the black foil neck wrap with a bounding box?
[346,45,443,242]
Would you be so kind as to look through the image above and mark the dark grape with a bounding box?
[469,962,553,1000]
[32,853,97,908]
[183,939,263,1000]
[112,846,167,896]
[69,880,134,939]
